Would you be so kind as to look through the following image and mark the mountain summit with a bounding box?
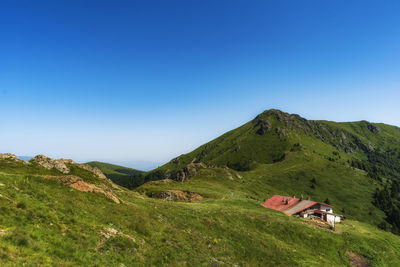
[154,109,399,176]
[141,109,400,232]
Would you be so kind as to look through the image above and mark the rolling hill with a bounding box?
[1,109,400,266]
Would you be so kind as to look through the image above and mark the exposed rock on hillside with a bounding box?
[175,162,206,182]
[32,155,107,178]
[254,117,271,135]
[32,155,70,174]
[0,153,29,165]
[256,109,372,154]
[366,122,380,134]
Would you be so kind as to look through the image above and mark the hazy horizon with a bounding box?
[2,1,399,164]
[6,107,400,169]
[16,156,161,171]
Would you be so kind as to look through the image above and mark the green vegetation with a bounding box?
[2,109,400,265]
[86,161,144,189]
[1,159,400,266]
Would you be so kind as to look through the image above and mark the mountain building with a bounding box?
[263,195,342,225]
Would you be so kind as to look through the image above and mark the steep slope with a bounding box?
[141,109,400,231]
[86,161,144,189]
[1,154,400,266]
[157,109,400,174]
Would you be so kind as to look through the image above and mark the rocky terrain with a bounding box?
[31,154,107,178]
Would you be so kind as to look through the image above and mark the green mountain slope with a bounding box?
[142,109,400,232]
[157,109,400,173]
[2,109,400,265]
[86,161,144,189]
[1,155,400,266]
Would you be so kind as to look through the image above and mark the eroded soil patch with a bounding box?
[39,175,120,203]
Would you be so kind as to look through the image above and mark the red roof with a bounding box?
[262,195,301,212]
[263,195,334,215]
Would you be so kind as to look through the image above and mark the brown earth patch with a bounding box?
[39,175,120,203]
[58,176,120,203]
[347,251,368,267]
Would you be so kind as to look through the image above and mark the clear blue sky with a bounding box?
[1,0,399,169]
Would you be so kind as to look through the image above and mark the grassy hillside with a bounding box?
[86,161,144,189]
[2,109,400,265]
[157,110,400,173]
[1,157,400,266]
[144,109,400,232]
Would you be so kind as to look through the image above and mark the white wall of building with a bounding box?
[326,214,341,224]
[319,205,333,213]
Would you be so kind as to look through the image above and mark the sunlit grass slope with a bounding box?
[1,159,400,266]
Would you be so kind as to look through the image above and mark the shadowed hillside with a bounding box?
[86,161,144,189]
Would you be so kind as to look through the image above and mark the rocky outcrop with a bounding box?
[366,123,380,134]
[275,127,288,138]
[31,155,107,178]
[175,162,206,182]
[32,155,70,174]
[254,117,272,135]
[254,110,375,154]
[0,153,29,165]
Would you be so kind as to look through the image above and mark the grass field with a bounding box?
[2,109,400,265]
[1,159,400,266]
